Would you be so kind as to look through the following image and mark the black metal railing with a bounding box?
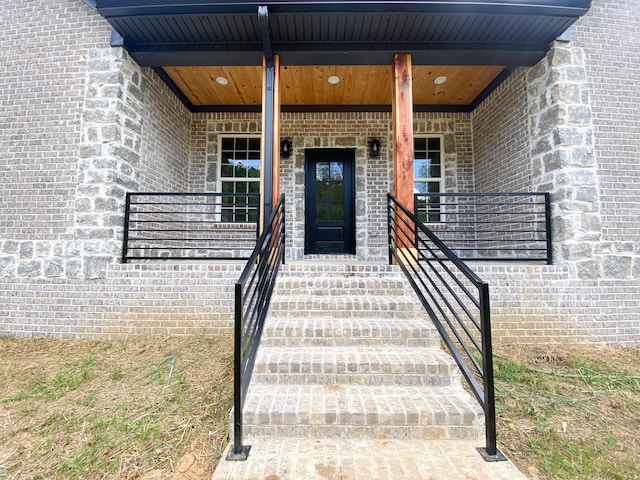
[415,192,552,264]
[227,194,285,461]
[387,194,505,462]
[122,192,260,262]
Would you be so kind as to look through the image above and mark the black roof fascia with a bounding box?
[97,1,590,18]
[133,46,548,67]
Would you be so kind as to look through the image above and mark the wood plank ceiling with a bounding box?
[163,65,505,107]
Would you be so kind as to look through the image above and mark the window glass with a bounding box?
[219,136,261,223]
[414,137,443,223]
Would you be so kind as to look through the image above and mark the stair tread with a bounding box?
[255,346,457,369]
[263,316,436,333]
[243,384,483,425]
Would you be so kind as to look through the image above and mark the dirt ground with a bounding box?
[1,336,638,479]
[0,335,233,480]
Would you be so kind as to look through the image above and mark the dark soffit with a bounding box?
[96,1,591,67]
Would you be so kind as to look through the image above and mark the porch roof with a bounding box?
[96,0,590,67]
[94,0,590,110]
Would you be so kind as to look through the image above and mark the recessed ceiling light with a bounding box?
[328,75,340,85]
[215,76,229,85]
[434,76,447,85]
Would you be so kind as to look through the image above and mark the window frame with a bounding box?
[413,135,445,224]
[216,134,262,224]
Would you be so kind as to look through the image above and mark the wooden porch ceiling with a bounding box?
[162,65,505,107]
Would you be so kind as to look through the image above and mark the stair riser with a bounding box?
[268,311,428,320]
[239,424,483,441]
[282,288,408,297]
[251,373,459,387]
[276,280,411,295]
[261,337,440,347]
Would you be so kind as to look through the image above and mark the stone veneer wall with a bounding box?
[0,1,242,337]
[470,0,640,345]
[1,0,638,344]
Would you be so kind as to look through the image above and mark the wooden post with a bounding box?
[392,53,415,257]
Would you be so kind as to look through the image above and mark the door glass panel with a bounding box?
[316,161,344,222]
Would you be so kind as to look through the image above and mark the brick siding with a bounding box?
[0,0,639,344]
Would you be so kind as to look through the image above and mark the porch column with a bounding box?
[272,55,281,209]
[392,53,415,252]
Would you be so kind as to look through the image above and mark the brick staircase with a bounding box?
[236,262,484,443]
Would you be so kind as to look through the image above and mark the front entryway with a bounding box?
[304,149,356,254]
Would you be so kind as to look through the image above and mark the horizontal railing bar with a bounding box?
[127,237,256,242]
[128,192,260,198]
[414,191,551,263]
[419,192,548,197]
[434,201,546,206]
[129,211,257,216]
[127,220,256,224]
[425,220,547,225]
[125,246,252,251]
[417,235,548,241]
[422,246,548,252]
[123,256,250,261]
[122,192,261,263]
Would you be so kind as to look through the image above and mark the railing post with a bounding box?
[544,192,553,265]
[281,196,286,265]
[387,194,393,265]
[226,281,251,461]
[477,283,506,462]
[121,192,132,263]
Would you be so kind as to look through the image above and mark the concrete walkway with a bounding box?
[212,438,530,480]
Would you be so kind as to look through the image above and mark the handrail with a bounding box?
[227,194,285,461]
[122,192,260,262]
[387,193,505,462]
[414,192,552,264]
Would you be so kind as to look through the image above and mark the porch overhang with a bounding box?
[95,0,591,68]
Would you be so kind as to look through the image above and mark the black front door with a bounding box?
[304,149,356,255]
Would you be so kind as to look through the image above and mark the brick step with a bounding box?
[252,346,461,387]
[275,277,410,297]
[261,316,440,347]
[277,263,404,278]
[268,296,428,319]
[239,384,484,440]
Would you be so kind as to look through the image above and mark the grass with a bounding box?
[494,344,640,480]
[0,336,638,479]
[0,335,233,480]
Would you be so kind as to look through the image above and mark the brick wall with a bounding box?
[469,0,640,345]
[194,111,473,261]
[138,71,192,192]
[0,1,110,240]
[472,69,531,193]
[571,0,640,245]
[1,0,639,344]
[0,264,242,338]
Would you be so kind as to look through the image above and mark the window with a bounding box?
[414,137,443,223]
[219,136,261,222]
